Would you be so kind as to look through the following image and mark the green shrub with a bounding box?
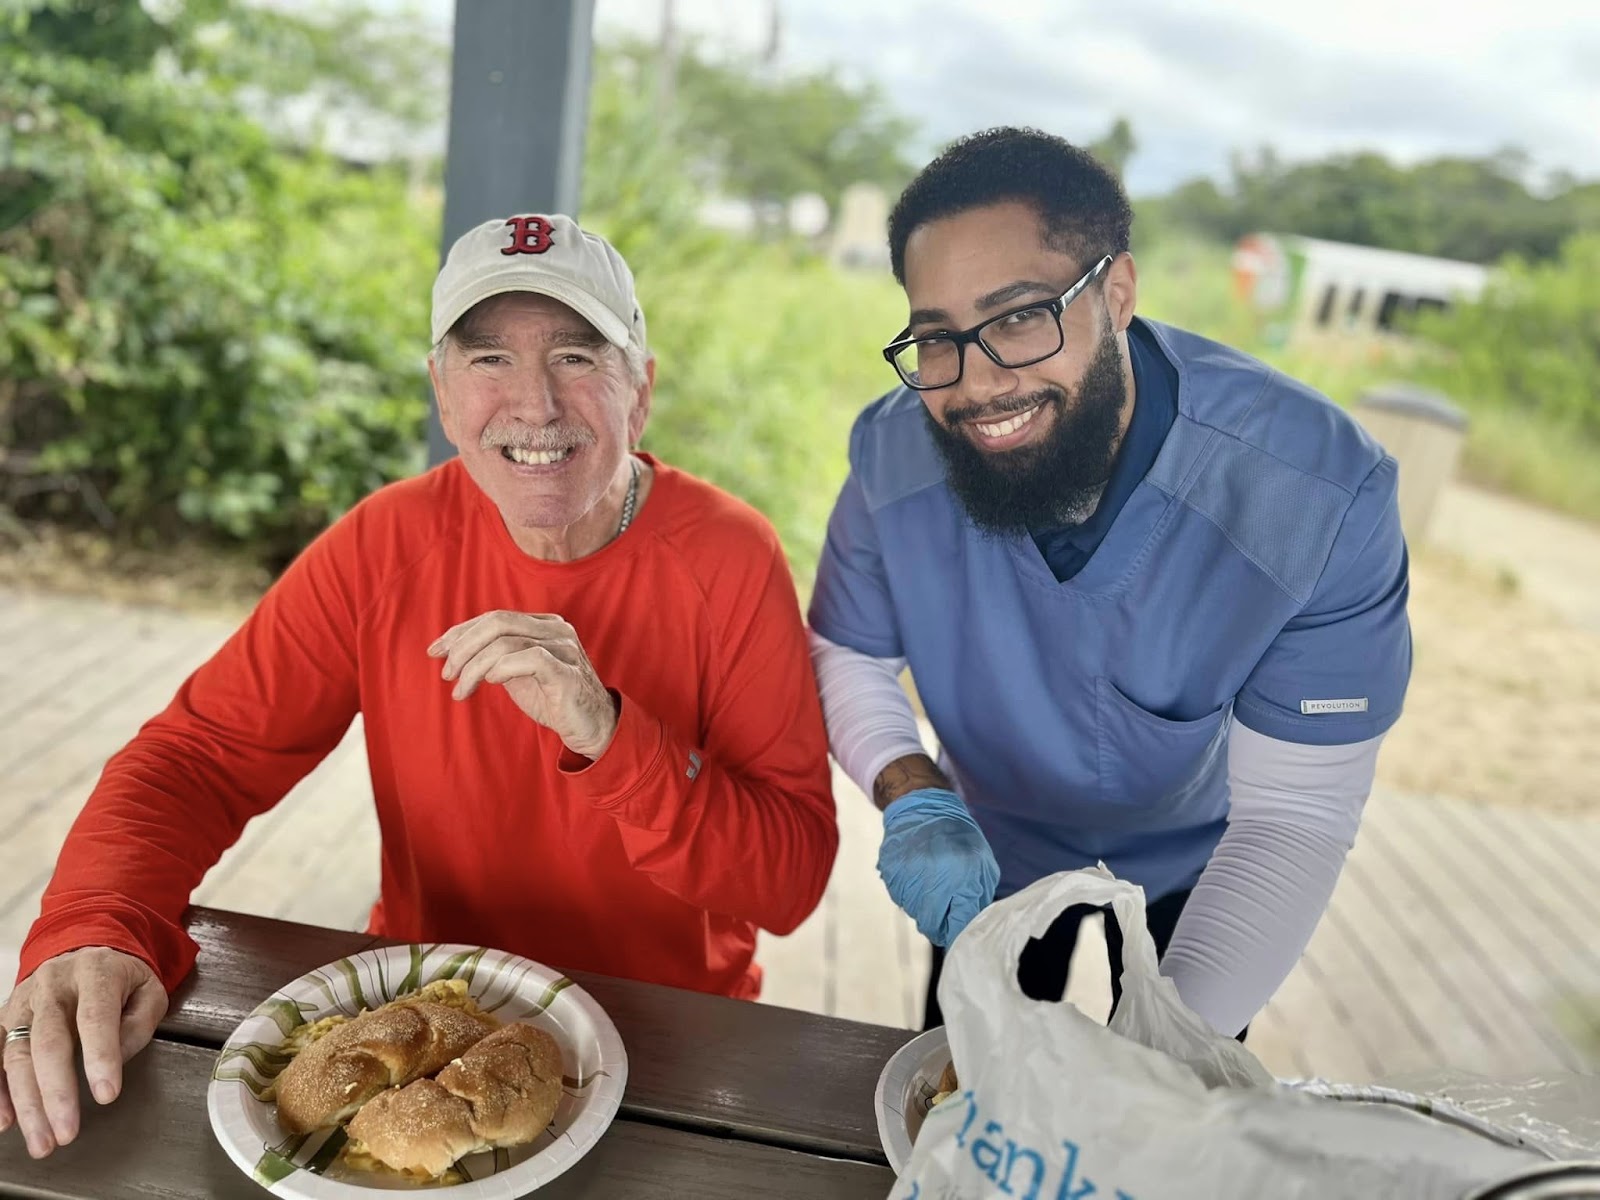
[0,43,432,558]
[1411,234,1600,438]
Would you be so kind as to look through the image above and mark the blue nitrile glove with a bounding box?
[878,788,1001,948]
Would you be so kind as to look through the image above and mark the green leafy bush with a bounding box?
[1,21,433,558]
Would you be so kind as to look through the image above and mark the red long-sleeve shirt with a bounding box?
[19,456,837,999]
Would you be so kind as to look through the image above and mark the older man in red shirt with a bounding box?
[0,214,837,1160]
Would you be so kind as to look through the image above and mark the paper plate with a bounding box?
[873,1025,949,1175]
[207,943,627,1196]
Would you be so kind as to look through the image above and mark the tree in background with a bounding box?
[8,3,1597,570]
[19,0,443,128]
[1401,232,1600,517]
[1087,116,1137,183]
[1151,144,1598,264]
[0,6,913,576]
[601,39,918,235]
[1412,233,1600,438]
[1,0,442,562]
[581,41,907,574]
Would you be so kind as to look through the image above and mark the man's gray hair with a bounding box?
[620,341,648,386]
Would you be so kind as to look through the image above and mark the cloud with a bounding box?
[592,0,1600,191]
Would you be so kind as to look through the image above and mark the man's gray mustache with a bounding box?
[480,426,598,452]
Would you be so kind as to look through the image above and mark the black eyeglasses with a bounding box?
[882,254,1114,391]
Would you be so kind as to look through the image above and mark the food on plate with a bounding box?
[274,989,496,1134]
[930,1060,960,1108]
[267,976,565,1183]
[346,1022,565,1180]
[280,979,490,1056]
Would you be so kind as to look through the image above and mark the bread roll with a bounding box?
[275,1000,491,1134]
[347,1022,565,1177]
[439,1022,564,1145]
[345,1080,479,1180]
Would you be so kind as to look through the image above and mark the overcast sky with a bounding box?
[587,0,1600,196]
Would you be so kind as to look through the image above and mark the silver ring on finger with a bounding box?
[3,1024,31,1046]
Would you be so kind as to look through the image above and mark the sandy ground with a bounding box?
[3,482,1596,814]
[1379,544,1600,812]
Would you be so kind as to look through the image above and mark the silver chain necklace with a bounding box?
[615,457,640,538]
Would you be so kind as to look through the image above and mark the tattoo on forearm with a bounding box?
[873,754,951,811]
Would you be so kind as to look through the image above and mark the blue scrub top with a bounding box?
[809,318,1411,900]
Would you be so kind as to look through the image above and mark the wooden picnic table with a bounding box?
[0,907,913,1198]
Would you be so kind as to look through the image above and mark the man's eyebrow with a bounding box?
[908,280,1061,330]
[973,280,1059,311]
[545,327,608,349]
[451,329,508,350]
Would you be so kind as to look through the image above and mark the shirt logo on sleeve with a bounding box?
[1300,697,1369,714]
[685,751,703,780]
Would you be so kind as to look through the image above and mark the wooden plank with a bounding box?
[162,907,915,1163]
[1511,807,1600,908]
[1407,796,1600,984]
[1359,802,1582,1073]
[0,590,42,641]
[1450,799,1600,982]
[1247,998,1312,1079]
[0,1038,895,1200]
[1375,796,1591,1069]
[190,723,380,932]
[0,624,232,939]
[267,761,381,930]
[1379,796,1600,1067]
[1324,857,1484,1075]
[755,908,829,1016]
[190,728,363,899]
[1251,951,1375,1082]
[1305,816,1499,1077]
[0,609,215,774]
[1339,832,1540,1077]
[1294,889,1425,1078]
[0,610,106,720]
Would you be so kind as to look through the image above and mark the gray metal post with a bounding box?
[428,0,596,467]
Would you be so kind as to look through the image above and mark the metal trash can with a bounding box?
[1353,383,1469,546]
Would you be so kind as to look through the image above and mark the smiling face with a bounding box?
[428,292,651,553]
[900,200,1139,533]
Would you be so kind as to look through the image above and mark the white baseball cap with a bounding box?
[430,213,647,351]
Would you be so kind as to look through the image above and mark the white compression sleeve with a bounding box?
[1159,720,1385,1038]
[807,629,925,798]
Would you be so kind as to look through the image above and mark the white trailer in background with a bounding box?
[1231,233,1490,344]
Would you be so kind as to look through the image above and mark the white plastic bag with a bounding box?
[889,867,1543,1200]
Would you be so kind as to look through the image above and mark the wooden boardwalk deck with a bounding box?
[1,583,1596,1085]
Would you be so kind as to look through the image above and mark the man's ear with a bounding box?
[1104,252,1139,333]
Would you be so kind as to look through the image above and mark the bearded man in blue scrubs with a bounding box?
[808,127,1411,1035]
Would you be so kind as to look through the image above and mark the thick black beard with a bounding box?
[924,324,1129,536]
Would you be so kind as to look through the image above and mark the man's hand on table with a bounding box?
[430,610,620,760]
[1,947,167,1159]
